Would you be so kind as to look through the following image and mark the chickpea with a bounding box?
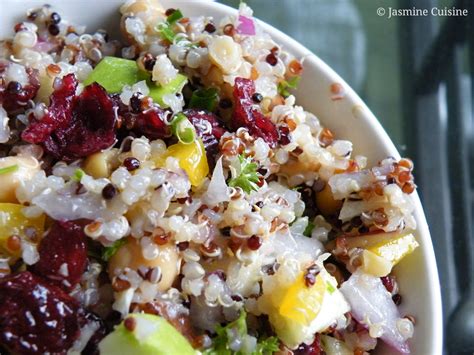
[0,156,40,203]
[108,238,180,292]
[83,149,119,179]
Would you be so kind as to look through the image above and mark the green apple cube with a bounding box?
[83,57,147,93]
[148,73,188,107]
[83,57,187,108]
[98,313,196,355]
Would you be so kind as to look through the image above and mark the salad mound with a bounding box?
[0,1,417,354]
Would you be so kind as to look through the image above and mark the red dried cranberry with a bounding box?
[232,77,278,147]
[294,334,323,355]
[30,220,88,290]
[120,105,171,140]
[0,271,84,354]
[22,74,116,161]
[184,108,226,156]
[0,68,40,115]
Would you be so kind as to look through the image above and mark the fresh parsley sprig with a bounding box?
[228,154,261,194]
[203,310,279,355]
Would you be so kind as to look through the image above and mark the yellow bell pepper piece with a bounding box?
[0,203,45,257]
[279,272,326,325]
[158,139,209,187]
[367,232,419,266]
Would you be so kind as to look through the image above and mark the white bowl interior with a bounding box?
[0,1,443,354]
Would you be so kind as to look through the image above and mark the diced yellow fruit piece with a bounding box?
[159,139,208,187]
[368,232,419,266]
[315,184,343,217]
[0,203,45,257]
[279,272,326,325]
[361,249,393,277]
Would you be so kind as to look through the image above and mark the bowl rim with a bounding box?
[0,0,443,353]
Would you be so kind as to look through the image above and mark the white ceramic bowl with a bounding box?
[0,1,443,354]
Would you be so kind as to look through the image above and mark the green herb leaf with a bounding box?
[303,221,315,237]
[326,281,336,294]
[0,164,18,175]
[189,88,219,112]
[203,310,279,355]
[72,168,85,182]
[277,75,301,98]
[254,336,280,355]
[167,9,183,24]
[102,238,127,261]
[228,155,261,194]
[157,22,177,42]
[157,9,185,42]
[170,113,196,144]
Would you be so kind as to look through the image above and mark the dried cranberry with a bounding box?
[120,103,171,140]
[184,108,226,156]
[0,271,84,354]
[22,74,116,161]
[30,220,88,290]
[0,68,39,115]
[294,334,323,355]
[232,77,278,147]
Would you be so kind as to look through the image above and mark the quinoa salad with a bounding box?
[0,1,420,354]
